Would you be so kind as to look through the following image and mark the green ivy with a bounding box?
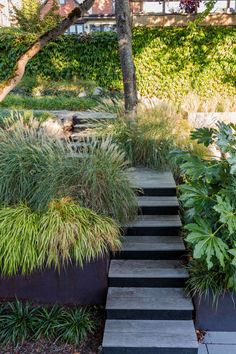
[0,26,235,100]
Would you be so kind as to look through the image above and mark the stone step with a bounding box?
[125,215,182,236]
[109,259,188,287]
[73,123,98,131]
[72,111,117,122]
[106,287,193,320]
[138,196,179,215]
[115,236,185,260]
[103,320,198,354]
[129,168,176,196]
[71,132,96,141]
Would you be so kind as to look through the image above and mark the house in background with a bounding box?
[0,0,22,27]
[0,0,10,26]
[63,0,236,32]
[1,0,235,29]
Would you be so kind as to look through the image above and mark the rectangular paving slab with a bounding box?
[109,259,188,287]
[106,287,193,320]
[121,236,185,251]
[126,215,182,227]
[116,235,185,260]
[103,320,198,354]
[128,168,176,196]
[109,259,188,278]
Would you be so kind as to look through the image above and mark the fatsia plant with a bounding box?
[174,122,236,295]
[0,199,121,276]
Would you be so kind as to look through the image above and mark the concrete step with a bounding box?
[103,319,198,354]
[115,236,185,260]
[71,132,96,141]
[129,168,176,196]
[138,196,179,215]
[73,123,98,131]
[109,259,188,287]
[125,215,182,236]
[106,287,193,320]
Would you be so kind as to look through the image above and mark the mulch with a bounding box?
[0,309,105,354]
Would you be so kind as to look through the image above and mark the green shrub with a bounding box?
[0,27,235,101]
[174,122,236,298]
[0,301,94,346]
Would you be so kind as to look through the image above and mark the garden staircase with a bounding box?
[102,168,198,354]
[69,111,116,147]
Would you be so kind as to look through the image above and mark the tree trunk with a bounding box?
[115,0,138,123]
[0,0,95,102]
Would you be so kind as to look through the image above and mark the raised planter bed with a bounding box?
[0,257,109,305]
[194,292,236,332]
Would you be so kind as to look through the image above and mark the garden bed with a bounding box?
[0,307,105,354]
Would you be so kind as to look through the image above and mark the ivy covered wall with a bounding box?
[0,27,235,100]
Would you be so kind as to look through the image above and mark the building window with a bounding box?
[89,24,116,32]
[67,24,84,34]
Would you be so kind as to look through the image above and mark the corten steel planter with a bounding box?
[0,258,109,305]
[194,292,236,332]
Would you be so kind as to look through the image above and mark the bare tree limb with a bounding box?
[0,0,95,102]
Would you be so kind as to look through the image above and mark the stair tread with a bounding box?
[126,215,182,228]
[73,112,116,119]
[106,287,193,311]
[129,168,176,190]
[121,236,184,251]
[138,196,179,207]
[103,320,198,348]
[109,260,188,279]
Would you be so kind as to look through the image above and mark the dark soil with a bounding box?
[0,309,105,354]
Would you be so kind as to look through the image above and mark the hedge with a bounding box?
[0,27,235,100]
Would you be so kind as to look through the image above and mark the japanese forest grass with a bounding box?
[0,117,137,275]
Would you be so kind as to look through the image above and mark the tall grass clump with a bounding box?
[98,102,206,170]
[0,116,137,222]
[70,139,138,222]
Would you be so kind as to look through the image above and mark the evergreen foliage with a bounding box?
[0,27,235,101]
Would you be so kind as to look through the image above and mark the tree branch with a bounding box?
[0,0,95,101]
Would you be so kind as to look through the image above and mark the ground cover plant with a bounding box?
[174,122,236,300]
[0,300,95,346]
[0,94,98,111]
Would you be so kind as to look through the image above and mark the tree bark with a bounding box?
[115,0,138,123]
[0,0,95,102]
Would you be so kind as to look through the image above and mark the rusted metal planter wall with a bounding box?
[0,258,109,305]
